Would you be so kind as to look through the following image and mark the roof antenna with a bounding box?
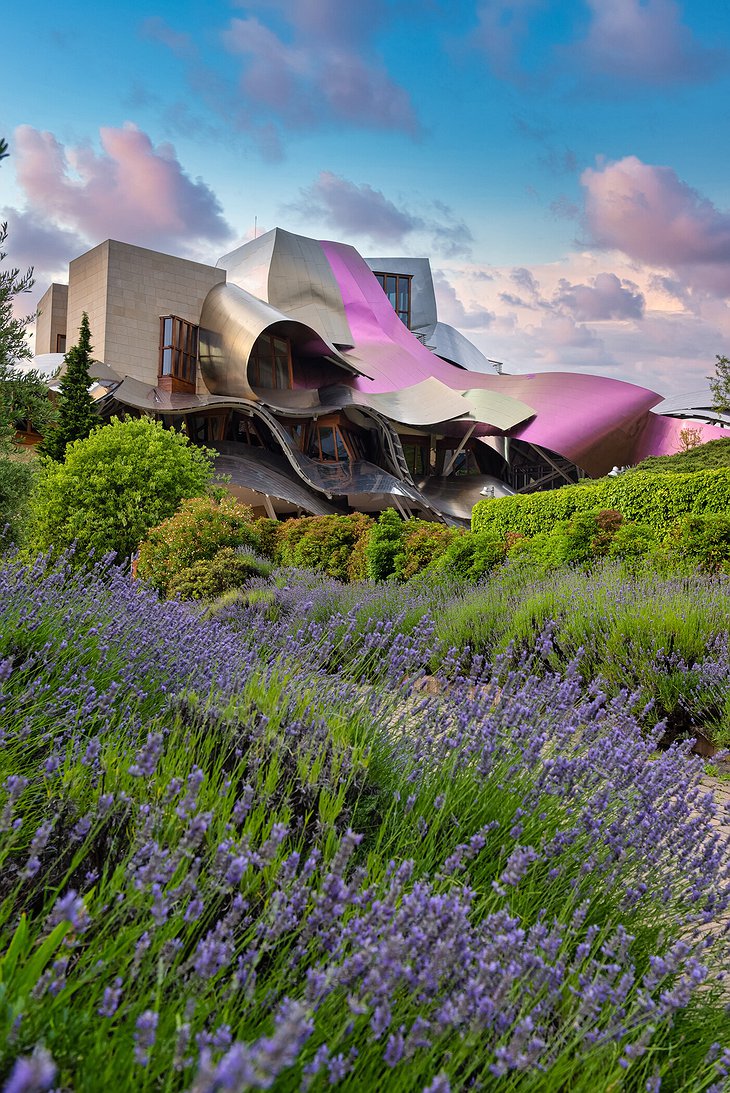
[254,216,257,239]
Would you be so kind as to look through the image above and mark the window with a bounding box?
[159,316,199,387]
[249,333,293,389]
[305,420,360,464]
[56,334,67,354]
[373,272,412,328]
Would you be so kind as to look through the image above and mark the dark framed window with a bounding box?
[56,333,67,354]
[249,333,293,389]
[305,418,361,464]
[159,316,199,387]
[373,272,412,328]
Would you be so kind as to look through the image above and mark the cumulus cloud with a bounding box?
[554,272,645,321]
[1,207,85,281]
[578,0,724,85]
[433,270,495,330]
[219,1,420,136]
[581,155,730,295]
[11,123,233,258]
[288,171,473,256]
[440,250,730,394]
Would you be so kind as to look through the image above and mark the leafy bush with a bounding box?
[364,507,404,580]
[0,457,33,543]
[631,436,730,474]
[607,520,660,560]
[252,516,280,560]
[668,512,730,572]
[472,468,730,538]
[29,417,215,562]
[430,528,506,581]
[137,494,261,594]
[166,546,272,600]
[276,512,373,582]
[393,519,459,581]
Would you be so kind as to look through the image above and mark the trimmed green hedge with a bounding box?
[472,469,730,537]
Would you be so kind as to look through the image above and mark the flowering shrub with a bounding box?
[275,513,373,582]
[0,550,728,1089]
[137,495,263,595]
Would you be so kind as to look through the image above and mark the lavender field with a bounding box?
[1,550,729,1091]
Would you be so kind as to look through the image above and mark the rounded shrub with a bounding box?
[166,546,272,601]
[29,416,215,562]
[137,494,262,594]
[430,529,506,581]
[276,513,373,582]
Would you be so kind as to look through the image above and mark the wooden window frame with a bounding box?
[159,315,199,392]
[249,332,294,390]
[373,271,412,329]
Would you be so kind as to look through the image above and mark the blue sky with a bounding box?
[2,0,730,395]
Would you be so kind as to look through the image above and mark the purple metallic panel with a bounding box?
[319,238,728,473]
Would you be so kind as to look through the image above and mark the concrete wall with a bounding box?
[35,283,68,355]
[66,240,226,387]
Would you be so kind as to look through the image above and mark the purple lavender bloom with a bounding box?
[128,731,164,778]
[3,1047,57,1093]
[134,1009,158,1066]
[98,978,123,1018]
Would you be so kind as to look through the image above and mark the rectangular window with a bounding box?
[249,333,293,389]
[373,272,412,329]
[56,333,67,353]
[159,315,198,388]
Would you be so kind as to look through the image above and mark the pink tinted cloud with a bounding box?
[580,0,724,85]
[221,5,420,136]
[289,171,473,256]
[13,123,233,255]
[554,272,645,321]
[581,155,730,294]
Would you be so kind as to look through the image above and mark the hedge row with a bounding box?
[472,469,730,538]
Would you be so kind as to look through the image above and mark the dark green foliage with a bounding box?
[430,528,507,580]
[166,546,272,600]
[473,468,730,539]
[709,353,730,416]
[668,512,730,572]
[392,519,460,581]
[364,507,404,580]
[39,313,98,462]
[252,516,280,560]
[631,436,730,474]
[276,513,373,582]
[136,494,263,595]
[29,416,216,561]
[0,460,33,542]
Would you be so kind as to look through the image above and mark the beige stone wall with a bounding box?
[65,240,226,387]
[67,242,110,365]
[35,283,69,355]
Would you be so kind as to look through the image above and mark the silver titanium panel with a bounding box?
[217,228,354,347]
[198,282,359,399]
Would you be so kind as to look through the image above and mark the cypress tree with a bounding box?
[40,312,99,461]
